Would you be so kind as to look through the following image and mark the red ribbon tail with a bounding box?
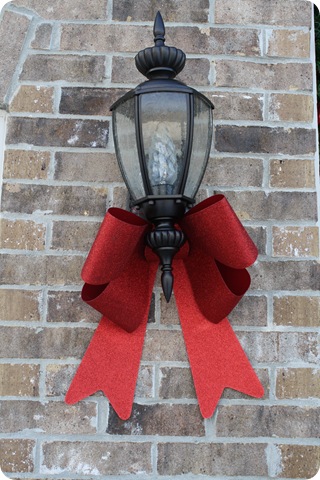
[65,316,147,420]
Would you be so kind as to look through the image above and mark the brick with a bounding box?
[206,92,263,121]
[268,94,313,122]
[215,0,311,26]
[215,126,316,155]
[274,296,320,327]
[10,0,108,19]
[159,367,196,399]
[237,332,278,362]
[31,23,52,49]
[135,366,154,398]
[245,227,267,255]
[216,405,319,437]
[6,117,109,148]
[10,86,54,113]
[0,400,96,434]
[277,445,320,478]
[272,226,319,257]
[3,150,50,180]
[0,439,35,473]
[0,289,40,321]
[278,332,319,364]
[160,293,180,325]
[0,364,39,396]
[42,441,152,475]
[157,442,268,476]
[203,157,263,187]
[276,368,320,399]
[20,54,105,82]
[270,159,315,188]
[0,11,30,104]
[0,219,46,250]
[228,295,267,326]
[47,290,100,323]
[45,364,77,396]
[107,403,205,436]
[221,191,317,221]
[215,60,312,91]
[0,326,92,359]
[0,254,84,286]
[266,29,310,58]
[112,56,210,86]
[54,152,122,182]
[113,0,209,22]
[250,261,320,291]
[51,221,100,251]
[59,87,128,115]
[2,184,107,216]
[142,330,187,361]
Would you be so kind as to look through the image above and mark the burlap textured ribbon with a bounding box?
[65,195,264,419]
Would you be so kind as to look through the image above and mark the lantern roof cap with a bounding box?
[135,11,186,80]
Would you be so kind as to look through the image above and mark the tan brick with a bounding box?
[203,157,263,187]
[0,439,35,473]
[270,159,315,188]
[268,94,313,122]
[6,117,109,148]
[250,261,320,290]
[276,368,320,399]
[0,219,46,250]
[215,0,311,26]
[0,254,84,286]
[277,445,320,478]
[0,364,39,396]
[0,400,97,434]
[266,29,310,58]
[216,405,319,437]
[273,226,319,257]
[0,11,30,103]
[47,290,100,323]
[42,441,152,475]
[31,23,52,49]
[0,289,40,321]
[54,152,122,182]
[158,443,268,476]
[215,126,316,155]
[142,330,187,361]
[11,0,108,20]
[10,86,54,113]
[113,0,209,22]
[3,150,50,180]
[274,296,320,327]
[160,293,180,325]
[51,221,100,251]
[107,404,205,436]
[215,60,312,91]
[2,184,107,216]
[59,87,128,115]
[20,54,105,82]
[0,326,92,359]
[206,92,263,121]
[111,186,129,209]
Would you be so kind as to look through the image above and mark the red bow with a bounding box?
[65,195,264,419]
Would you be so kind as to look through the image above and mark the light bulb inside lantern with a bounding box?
[148,124,178,195]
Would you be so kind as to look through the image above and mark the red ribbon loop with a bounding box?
[66,195,264,419]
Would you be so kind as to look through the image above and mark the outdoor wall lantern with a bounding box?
[111,11,213,301]
[66,12,264,421]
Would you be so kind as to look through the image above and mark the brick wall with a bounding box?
[0,0,319,478]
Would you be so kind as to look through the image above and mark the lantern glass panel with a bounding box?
[113,96,146,200]
[184,95,213,199]
[140,92,189,196]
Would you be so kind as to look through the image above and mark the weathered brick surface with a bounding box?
[0,439,35,473]
[0,219,46,250]
[107,404,205,436]
[47,290,100,323]
[42,441,152,475]
[207,92,263,121]
[272,226,319,257]
[142,330,187,362]
[10,86,54,113]
[3,150,51,180]
[51,221,100,251]
[276,368,320,399]
[12,0,109,20]
[268,93,313,122]
[274,296,320,327]
[0,289,41,321]
[54,152,122,182]
[266,29,310,58]
[250,261,320,291]
[228,295,267,326]
[204,156,263,187]
[59,87,127,115]
[277,445,320,478]
[0,364,39,396]
[157,442,268,476]
[270,159,315,188]
[6,117,109,148]
[0,400,97,434]
[31,23,52,50]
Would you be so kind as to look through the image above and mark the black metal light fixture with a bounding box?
[111,12,214,302]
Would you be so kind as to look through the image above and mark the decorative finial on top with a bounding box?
[135,11,186,80]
